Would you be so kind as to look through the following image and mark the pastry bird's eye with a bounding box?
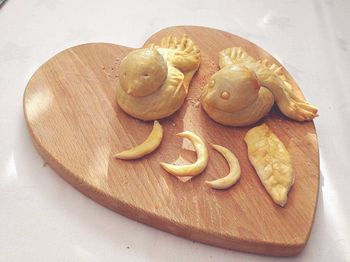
[209,79,215,88]
[221,91,230,100]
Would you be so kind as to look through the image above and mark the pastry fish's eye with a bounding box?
[221,91,230,100]
[209,79,215,88]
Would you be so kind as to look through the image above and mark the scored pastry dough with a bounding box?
[201,47,318,127]
[244,124,294,207]
[219,47,318,122]
[116,35,201,120]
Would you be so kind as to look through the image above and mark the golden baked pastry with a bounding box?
[160,131,208,177]
[116,35,201,120]
[244,124,294,207]
[201,47,318,126]
[219,47,318,121]
[114,121,163,160]
[205,144,241,190]
[201,64,274,126]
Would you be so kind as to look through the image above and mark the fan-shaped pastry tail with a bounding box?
[219,47,318,121]
[149,35,201,93]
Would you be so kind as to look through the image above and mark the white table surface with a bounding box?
[1,0,350,261]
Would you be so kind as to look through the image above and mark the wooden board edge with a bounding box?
[144,25,322,248]
[23,112,306,256]
[22,30,321,256]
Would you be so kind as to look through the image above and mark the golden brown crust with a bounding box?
[202,87,274,126]
[116,35,201,120]
[116,66,185,120]
[114,121,163,160]
[160,131,209,177]
[244,124,294,207]
[205,144,241,190]
[201,64,274,126]
[219,47,318,121]
[150,35,201,92]
[119,48,168,97]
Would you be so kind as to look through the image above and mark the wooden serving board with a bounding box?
[23,26,319,256]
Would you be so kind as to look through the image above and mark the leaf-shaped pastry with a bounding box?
[219,47,318,122]
[244,124,294,207]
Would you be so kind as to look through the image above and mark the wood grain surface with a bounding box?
[23,26,319,256]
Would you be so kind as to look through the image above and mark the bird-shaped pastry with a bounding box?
[201,64,274,126]
[201,47,318,126]
[116,35,201,120]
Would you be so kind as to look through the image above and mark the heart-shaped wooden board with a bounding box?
[24,26,319,256]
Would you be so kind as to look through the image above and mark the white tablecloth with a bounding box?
[1,0,349,261]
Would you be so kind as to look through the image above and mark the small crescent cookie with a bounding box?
[205,144,241,190]
[160,131,208,177]
[114,121,163,160]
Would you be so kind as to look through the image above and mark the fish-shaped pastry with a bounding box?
[116,35,201,120]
